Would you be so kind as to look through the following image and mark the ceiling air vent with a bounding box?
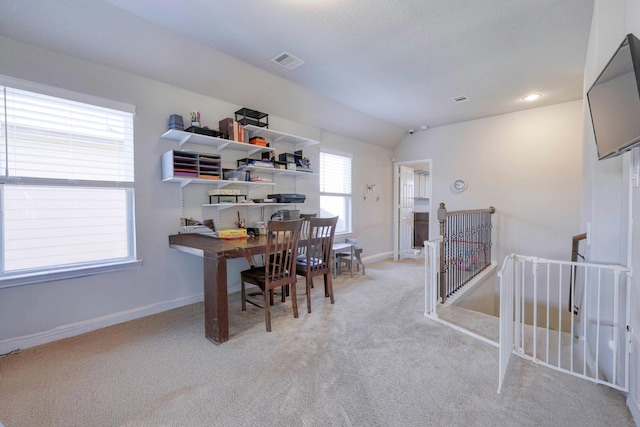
[272,52,305,70]
[453,95,469,103]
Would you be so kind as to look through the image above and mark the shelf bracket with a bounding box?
[178,135,192,146]
[215,142,231,152]
[216,204,235,211]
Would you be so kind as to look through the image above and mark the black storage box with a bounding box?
[279,209,300,220]
[267,194,306,203]
[278,153,296,163]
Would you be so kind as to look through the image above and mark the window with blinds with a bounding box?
[0,84,137,283]
[319,151,352,234]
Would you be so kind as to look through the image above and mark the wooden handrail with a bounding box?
[571,232,587,262]
[437,203,496,221]
[569,232,587,313]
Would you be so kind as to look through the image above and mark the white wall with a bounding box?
[584,0,640,420]
[394,100,584,264]
[320,133,394,256]
[0,36,394,350]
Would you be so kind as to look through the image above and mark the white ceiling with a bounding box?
[0,0,594,149]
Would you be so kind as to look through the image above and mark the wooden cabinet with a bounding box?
[414,212,429,247]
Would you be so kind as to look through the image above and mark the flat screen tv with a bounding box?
[587,33,640,160]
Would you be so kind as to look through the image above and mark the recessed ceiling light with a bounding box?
[522,93,542,102]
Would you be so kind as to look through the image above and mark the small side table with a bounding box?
[331,242,354,278]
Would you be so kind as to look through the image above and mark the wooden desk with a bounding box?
[169,233,271,344]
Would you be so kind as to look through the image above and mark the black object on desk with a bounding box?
[267,194,306,203]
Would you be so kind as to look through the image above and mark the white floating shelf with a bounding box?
[244,125,319,149]
[202,203,290,210]
[242,165,317,178]
[161,128,274,154]
[162,177,276,189]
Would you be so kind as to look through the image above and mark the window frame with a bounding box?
[0,76,140,288]
[319,150,352,235]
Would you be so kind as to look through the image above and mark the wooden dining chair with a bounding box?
[298,213,317,258]
[296,216,338,313]
[240,218,303,332]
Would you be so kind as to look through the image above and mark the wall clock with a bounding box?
[452,178,468,192]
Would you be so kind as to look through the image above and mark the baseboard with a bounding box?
[627,394,640,426]
[362,251,393,264]
[0,293,204,355]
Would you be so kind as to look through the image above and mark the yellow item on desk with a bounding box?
[218,229,248,240]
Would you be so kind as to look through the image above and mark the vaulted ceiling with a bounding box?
[0,0,594,149]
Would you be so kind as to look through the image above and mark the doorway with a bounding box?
[393,159,432,261]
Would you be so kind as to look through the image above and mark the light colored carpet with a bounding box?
[438,304,501,343]
[0,259,634,426]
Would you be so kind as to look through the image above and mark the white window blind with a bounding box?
[319,152,352,234]
[0,84,136,281]
[2,87,134,181]
[3,186,131,271]
[319,152,352,194]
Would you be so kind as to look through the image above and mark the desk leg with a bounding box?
[332,251,337,279]
[203,251,228,344]
[350,245,354,278]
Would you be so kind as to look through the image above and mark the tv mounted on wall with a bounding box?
[587,33,640,160]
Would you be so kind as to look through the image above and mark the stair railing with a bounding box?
[438,203,495,303]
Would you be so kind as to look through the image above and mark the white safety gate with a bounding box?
[497,254,631,393]
[423,237,442,319]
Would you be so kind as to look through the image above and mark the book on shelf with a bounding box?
[219,117,235,141]
[238,124,245,142]
[218,117,248,143]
